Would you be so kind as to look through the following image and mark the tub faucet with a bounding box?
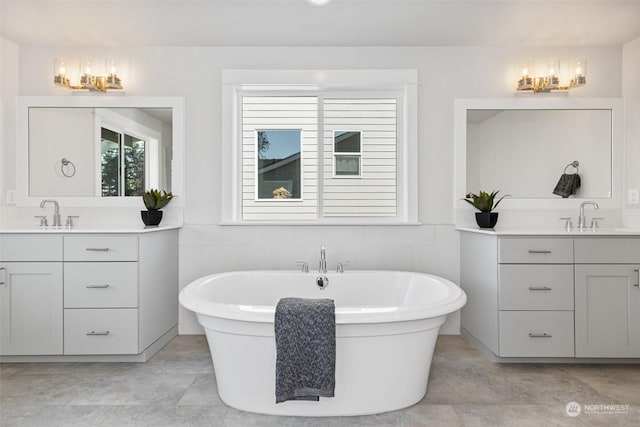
[578,201,599,232]
[319,246,327,274]
[40,199,61,227]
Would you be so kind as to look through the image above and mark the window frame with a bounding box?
[254,128,304,202]
[221,70,419,225]
[332,129,363,179]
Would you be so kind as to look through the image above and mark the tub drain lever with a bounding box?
[316,275,329,290]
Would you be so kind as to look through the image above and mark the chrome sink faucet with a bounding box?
[578,201,599,232]
[319,246,327,274]
[40,199,62,227]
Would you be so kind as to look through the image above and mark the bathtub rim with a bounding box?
[179,269,467,325]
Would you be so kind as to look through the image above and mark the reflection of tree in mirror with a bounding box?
[101,148,119,197]
[101,140,145,197]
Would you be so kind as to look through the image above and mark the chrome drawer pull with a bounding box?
[528,333,552,338]
[86,284,110,289]
[85,248,110,252]
[528,250,552,254]
[0,267,5,285]
[634,268,639,289]
[86,331,110,336]
[528,286,552,291]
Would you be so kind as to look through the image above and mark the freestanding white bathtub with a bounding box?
[179,270,466,416]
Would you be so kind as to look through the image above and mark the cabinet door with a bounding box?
[575,265,640,357]
[0,263,63,355]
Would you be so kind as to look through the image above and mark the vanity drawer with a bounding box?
[574,238,640,264]
[64,236,138,261]
[499,238,573,264]
[499,311,574,357]
[64,308,138,355]
[64,262,138,308]
[499,265,574,310]
[0,235,62,262]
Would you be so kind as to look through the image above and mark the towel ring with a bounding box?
[60,158,76,177]
[563,160,579,174]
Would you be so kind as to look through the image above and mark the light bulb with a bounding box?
[306,0,331,6]
[106,58,119,75]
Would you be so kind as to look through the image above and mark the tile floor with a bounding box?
[1,335,639,426]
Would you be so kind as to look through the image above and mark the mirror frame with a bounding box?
[16,96,184,208]
[454,97,624,214]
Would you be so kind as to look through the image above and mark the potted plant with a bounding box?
[141,189,174,226]
[462,190,510,229]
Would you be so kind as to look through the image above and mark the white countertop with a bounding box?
[0,224,182,234]
[456,226,640,236]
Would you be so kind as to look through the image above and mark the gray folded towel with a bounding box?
[553,173,581,198]
[274,297,336,404]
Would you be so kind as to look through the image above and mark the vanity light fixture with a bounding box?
[516,58,586,93]
[53,58,123,92]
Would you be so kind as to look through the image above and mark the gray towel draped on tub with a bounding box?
[274,297,336,404]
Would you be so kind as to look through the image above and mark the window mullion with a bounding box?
[119,132,125,197]
[317,94,325,222]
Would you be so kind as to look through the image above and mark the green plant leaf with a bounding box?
[461,190,510,213]
[142,189,174,210]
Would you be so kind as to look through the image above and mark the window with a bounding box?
[256,129,302,200]
[334,131,361,177]
[323,99,397,217]
[241,96,318,221]
[222,70,418,223]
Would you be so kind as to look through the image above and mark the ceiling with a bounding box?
[2,0,640,47]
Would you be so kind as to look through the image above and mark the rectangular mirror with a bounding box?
[17,96,184,207]
[29,107,173,197]
[454,98,624,211]
[466,109,611,199]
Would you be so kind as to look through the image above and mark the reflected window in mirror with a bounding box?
[100,127,122,196]
[96,109,161,198]
[100,126,151,197]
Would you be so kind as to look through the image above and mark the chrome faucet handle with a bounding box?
[336,261,351,273]
[296,261,309,273]
[559,217,573,232]
[590,217,604,231]
[65,215,79,229]
[34,215,48,227]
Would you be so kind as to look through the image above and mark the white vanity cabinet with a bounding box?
[460,231,640,361]
[0,235,64,355]
[0,228,179,362]
[574,238,640,358]
[63,235,140,355]
[497,237,575,357]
